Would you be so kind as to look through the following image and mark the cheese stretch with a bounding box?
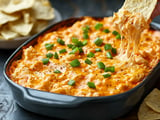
[9,17,160,97]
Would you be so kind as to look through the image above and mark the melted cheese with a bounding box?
[9,17,160,97]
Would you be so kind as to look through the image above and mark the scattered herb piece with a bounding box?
[59,49,67,54]
[54,70,61,73]
[85,59,92,65]
[94,37,103,46]
[70,59,80,67]
[95,48,102,52]
[87,52,95,58]
[97,62,105,69]
[68,80,75,86]
[95,23,103,30]
[54,52,59,59]
[104,44,112,50]
[104,66,115,72]
[42,58,49,65]
[103,73,111,78]
[45,43,54,50]
[46,53,53,58]
[106,51,113,59]
[87,82,96,88]
[57,38,65,45]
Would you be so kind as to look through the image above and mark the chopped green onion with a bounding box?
[87,82,96,88]
[104,66,115,72]
[104,44,112,50]
[106,51,113,59]
[95,23,103,30]
[82,40,88,46]
[94,37,103,46]
[112,31,119,35]
[68,80,75,86]
[103,29,110,33]
[82,25,90,33]
[116,34,121,39]
[87,52,95,58]
[54,70,61,73]
[76,41,84,47]
[42,58,49,65]
[45,43,54,50]
[59,49,67,54]
[46,53,53,58]
[83,33,89,39]
[70,59,80,67]
[57,38,65,45]
[111,48,117,54]
[95,48,101,52]
[85,59,92,65]
[97,62,105,69]
[78,47,84,53]
[103,73,111,78]
[72,45,76,50]
[67,44,74,48]
[54,52,59,59]
[69,47,79,54]
[72,37,79,43]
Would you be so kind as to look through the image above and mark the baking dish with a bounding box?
[3,17,160,120]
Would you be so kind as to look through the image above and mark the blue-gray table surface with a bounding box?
[1,0,160,120]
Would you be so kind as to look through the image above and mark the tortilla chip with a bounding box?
[22,11,35,24]
[0,24,19,40]
[0,11,19,25]
[121,0,157,20]
[31,0,54,20]
[3,0,35,14]
[31,20,49,34]
[138,88,160,120]
[9,19,33,36]
[0,0,10,11]
[145,88,160,113]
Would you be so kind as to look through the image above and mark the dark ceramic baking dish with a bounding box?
[3,17,160,120]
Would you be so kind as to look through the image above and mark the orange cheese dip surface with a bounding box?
[9,17,160,97]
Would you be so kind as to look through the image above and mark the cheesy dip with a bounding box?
[9,17,160,97]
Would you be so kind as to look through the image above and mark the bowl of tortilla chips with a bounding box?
[0,0,61,49]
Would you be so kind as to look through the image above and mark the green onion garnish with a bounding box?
[87,82,96,88]
[69,47,79,54]
[104,44,112,50]
[112,31,119,35]
[106,51,113,59]
[95,23,103,30]
[116,34,121,39]
[83,33,89,39]
[97,62,105,69]
[87,52,95,58]
[111,48,117,54]
[67,44,74,48]
[57,38,65,45]
[45,43,54,50]
[104,66,115,72]
[95,48,101,52]
[68,80,75,86]
[103,73,111,78]
[42,58,49,65]
[85,59,92,65]
[82,40,88,46]
[54,52,59,59]
[103,29,110,33]
[72,37,79,43]
[94,37,103,46]
[46,53,53,58]
[70,59,80,67]
[54,70,61,73]
[78,47,84,53]
[59,49,67,54]
[82,25,90,33]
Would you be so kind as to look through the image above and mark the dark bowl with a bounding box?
[3,17,160,120]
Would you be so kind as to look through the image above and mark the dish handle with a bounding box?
[23,88,90,108]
